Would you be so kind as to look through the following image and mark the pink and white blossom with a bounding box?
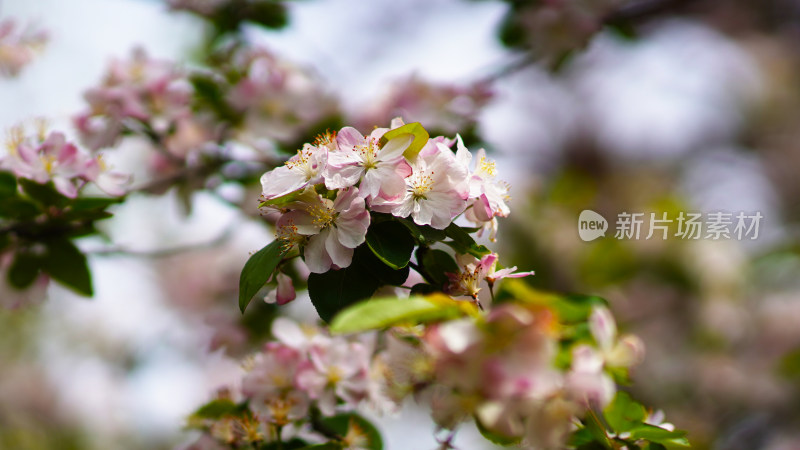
[445,253,534,300]
[370,141,467,229]
[324,125,412,201]
[260,144,327,200]
[276,187,370,273]
[454,136,511,240]
[484,253,535,284]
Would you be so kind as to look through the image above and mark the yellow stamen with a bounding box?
[5,125,24,153]
[477,155,496,177]
[308,202,336,229]
[285,146,319,181]
[327,366,343,385]
[34,118,48,141]
[40,154,56,175]
[342,419,370,449]
[276,219,304,252]
[409,170,435,199]
[356,138,379,169]
[314,130,337,149]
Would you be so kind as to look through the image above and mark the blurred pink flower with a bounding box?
[589,306,645,368]
[352,75,492,136]
[296,336,372,416]
[74,48,205,155]
[229,47,339,147]
[565,344,615,409]
[242,342,311,425]
[1,127,130,198]
[0,19,47,77]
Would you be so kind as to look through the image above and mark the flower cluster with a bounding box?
[378,303,644,448]
[191,292,669,449]
[1,124,130,198]
[354,75,493,137]
[261,119,511,274]
[74,48,213,158]
[187,318,378,448]
[228,46,339,150]
[0,18,48,77]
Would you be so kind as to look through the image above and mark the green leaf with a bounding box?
[777,347,800,381]
[41,238,93,296]
[190,399,241,420]
[475,415,521,446]
[307,244,410,322]
[61,197,121,223]
[646,443,668,450]
[444,223,491,258]
[8,252,41,289]
[0,196,39,219]
[0,233,9,253]
[239,240,286,313]
[69,197,123,211]
[568,428,595,447]
[18,178,69,209]
[259,186,318,209]
[379,122,429,160]
[308,263,380,324]
[583,410,613,450]
[365,220,415,270]
[419,248,459,287]
[317,413,383,450]
[298,444,342,450]
[329,294,469,334]
[357,244,409,286]
[604,391,646,432]
[410,283,438,296]
[247,1,289,29]
[394,216,447,244]
[190,74,241,124]
[0,171,17,196]
[559,294,610,323]
[503,280,610,325]
[628,424,689,447]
